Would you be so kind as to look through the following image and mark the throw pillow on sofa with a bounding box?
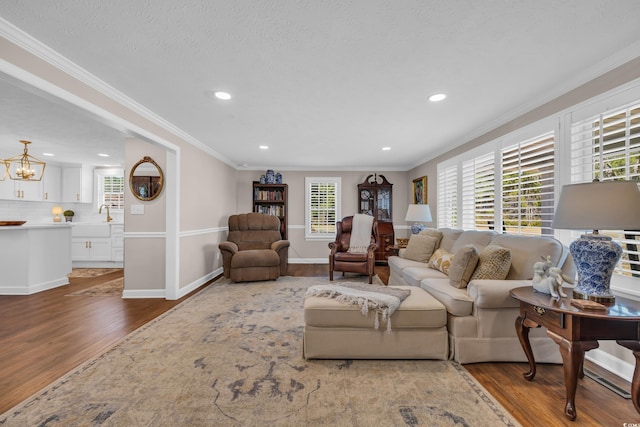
[403,234,439,262]
[418,228,444,248]
[429,248,454,275]
[449,244,479,288]
[470,244,512,281]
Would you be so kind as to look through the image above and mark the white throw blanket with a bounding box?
[347,214,374,253]
[305,283,411,332]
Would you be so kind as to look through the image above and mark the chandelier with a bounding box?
[4,140,46,181]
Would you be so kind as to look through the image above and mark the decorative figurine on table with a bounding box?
[532,255,567,299]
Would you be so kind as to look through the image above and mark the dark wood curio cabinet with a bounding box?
[357,174,394,262]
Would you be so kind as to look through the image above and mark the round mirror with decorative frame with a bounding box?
[130,156,164,201]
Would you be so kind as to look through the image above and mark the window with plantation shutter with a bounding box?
[305,177,341,240]
[462,153,495,230]
[96,169,124,210]
[570,102,640,278]
[437,164,458,228]
[501,132,555,236]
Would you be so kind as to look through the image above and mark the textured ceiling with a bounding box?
[1,1,640,170]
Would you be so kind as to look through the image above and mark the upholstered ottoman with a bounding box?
[230,249,280,282]
[303,286,448,359]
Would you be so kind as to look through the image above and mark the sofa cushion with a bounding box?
[428,248,453,275]
[418,228,444,248]
[489,234,564,280]
[438,228,464,252]
[230,249,280,268]
[420,279,475,316]
[450,230,496,253]
[403,266,448,287]
[470,245,512,280]
[449,245,479,289]
[388,255,429,272]
[403,234,439,262]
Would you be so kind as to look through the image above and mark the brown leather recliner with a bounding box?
[328,216,378,284]
[219,213,290,282]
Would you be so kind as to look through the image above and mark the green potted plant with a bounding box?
[63,209,75,222]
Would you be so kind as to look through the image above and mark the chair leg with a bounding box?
[329,270,333,281]
[368,274,373,284]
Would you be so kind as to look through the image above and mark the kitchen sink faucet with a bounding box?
[99,204,113,222]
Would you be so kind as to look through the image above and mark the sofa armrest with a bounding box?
[218,241,238,278]
[328,241,344,255]
[467,279,532,309]
[219,241,238,254]
[271,240,290,253]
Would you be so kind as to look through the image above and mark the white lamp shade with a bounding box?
[553,181,640,230]
[51,206,63,215]
[405,204,432,223]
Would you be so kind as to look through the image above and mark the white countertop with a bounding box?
[0,223,73,230]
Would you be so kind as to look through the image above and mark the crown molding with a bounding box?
[0,17,237,169]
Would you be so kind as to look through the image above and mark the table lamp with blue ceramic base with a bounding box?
[553,180,640,304]
[405,204,432,234]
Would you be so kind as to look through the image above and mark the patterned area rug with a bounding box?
[65,278,123,297]
[0,276,520,426]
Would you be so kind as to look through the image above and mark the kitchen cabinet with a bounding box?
[63,166,93,203]
[0,165,61,202]
[0,224,72,295]
[71,223,122,265]
[43,164,62,202]
[111,224,124,261]
[71,239,112,261]
[0,179,43,201]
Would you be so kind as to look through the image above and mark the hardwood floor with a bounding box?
[0,264,637,426]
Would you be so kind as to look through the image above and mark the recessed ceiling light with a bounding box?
[259,145,269,150]
[98,153,110,157]
[382,147,391,151]
[214,91,231,100]
[42,152,55,157]
[429,93,447,102]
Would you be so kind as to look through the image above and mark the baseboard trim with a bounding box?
[586,348,635,383]
[289,258,328,264]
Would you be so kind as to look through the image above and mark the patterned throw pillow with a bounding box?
[428,248,454,275]
[403,234,439,262]
[448,245,479,288]
[470,245,512,281]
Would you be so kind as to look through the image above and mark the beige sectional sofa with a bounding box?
[388,228,576,364]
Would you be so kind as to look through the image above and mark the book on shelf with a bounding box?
[254,205,284,217]
[254,189,284,201]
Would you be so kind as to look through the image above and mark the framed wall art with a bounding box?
[412,176,427,204]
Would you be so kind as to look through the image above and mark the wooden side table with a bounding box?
[510,286,640,421]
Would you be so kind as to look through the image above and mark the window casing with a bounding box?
[501,132,555,236]
[438,130,555,237]
[95,168,125,210]
[570,103,640,278]
[305,177,341,240]
[462,153,495,230]
[437,164,458,229]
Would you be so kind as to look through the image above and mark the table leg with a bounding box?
[515,315,537,380]
[547,331,598,421]
[616,340,640,414]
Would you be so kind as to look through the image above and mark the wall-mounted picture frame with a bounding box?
[412,176,428,204]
